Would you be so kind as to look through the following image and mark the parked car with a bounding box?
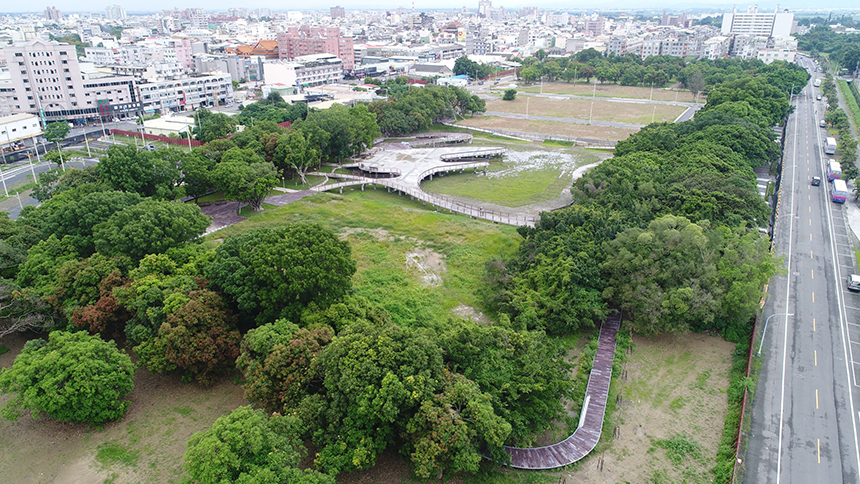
[142,144,156,151]
[848,274,860,292]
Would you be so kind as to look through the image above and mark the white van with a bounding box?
[820,120,827,128]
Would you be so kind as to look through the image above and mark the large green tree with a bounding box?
[93,199,211,261]
[192,109,238,142]
[211,149,278,211]
[183,406,334,484]
[206,224,356,324]
[98,144,184,199]
[0,331,134,424]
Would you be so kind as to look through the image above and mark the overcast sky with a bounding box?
[5,1,859,15]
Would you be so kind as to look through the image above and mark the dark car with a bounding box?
[812,176,822,186]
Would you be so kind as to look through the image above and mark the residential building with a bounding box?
[584,15,606,36]
[277,26,354,72]
[0,40,140,124]
[136,73,233,114]
[478,0,492,18]
[188,9,208,30]
[105,5,126,20]
[262,53,344,89]
[44,7,61,22]
[330,6,345,19]
[702,36,732,60]
[607,35,627,56]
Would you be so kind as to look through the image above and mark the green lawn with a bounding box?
[110,135,193,153]
[424,123,532,144]
[210,190,522,326]
[420,147,599,207]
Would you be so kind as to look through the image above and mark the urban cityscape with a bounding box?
[0,2,859,484]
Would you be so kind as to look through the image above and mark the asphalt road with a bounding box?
[745,55,860,484]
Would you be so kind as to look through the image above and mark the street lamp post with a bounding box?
[758,313,795,357]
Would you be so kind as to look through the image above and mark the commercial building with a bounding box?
[721,6,795,37]
[105,4,126,20]
[0,40,141,124]
[44,7,61,22]
[0,114,42,153]
[277,26,355,72]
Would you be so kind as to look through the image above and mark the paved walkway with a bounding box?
[504,310,622,469]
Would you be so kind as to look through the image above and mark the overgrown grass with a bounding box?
[0,346,8,356]
[421,162,571,207]
[541,139,576,148]
[713,325,754,484]
[109,135,193,153]
[653,434,702,466]
[95,441,140,468]
[210,190,521,325]
[838,79,860,132]
[426,123,532,144]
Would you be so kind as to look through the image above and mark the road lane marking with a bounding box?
[812,250,814,258]
[811,234,813,241]
[814,318,816,331]
[816,350,818,366]
[810,219,812,226]
[817,389,820,409]
[812,270,815,280]
[818,439,821,463]
[813,292,815,303]
[810,206,812,213]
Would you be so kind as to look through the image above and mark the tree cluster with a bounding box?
[367,84,486,135]
[487,60,796,338]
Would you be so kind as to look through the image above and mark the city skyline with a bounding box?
[2,1,859,15]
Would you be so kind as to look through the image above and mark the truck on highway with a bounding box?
[825,137,838,155]
[831,179,849,203]
[827,159,842,181]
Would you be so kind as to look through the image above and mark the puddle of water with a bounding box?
[487,150,590,179]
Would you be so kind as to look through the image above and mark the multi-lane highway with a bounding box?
[745,56,860,483]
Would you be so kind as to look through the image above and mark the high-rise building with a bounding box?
[0,40,140,123]
[478,0,492,18]
[330,6,345,18]
[188,8,208,30]
[277,26,354,72]
[44,6,62,22]
[721,6,795,37]
[105,5,126,20]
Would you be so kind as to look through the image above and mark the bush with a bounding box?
[0,331,134,424]
[502,89,517,101]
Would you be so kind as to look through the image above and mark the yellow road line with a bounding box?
[815,350,818,366]
[813,292,815,303]
[814,318,816,331]
[812,269,815,279]
[816,389,819,409]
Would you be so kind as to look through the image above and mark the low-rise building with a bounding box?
[137,73,233,114]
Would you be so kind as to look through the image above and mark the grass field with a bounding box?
[421,147,599,207]
[213,190,522,325]
[109,135,193,153]
[485,97,685,125]
[458,115,636,141]
[509,82,702,103]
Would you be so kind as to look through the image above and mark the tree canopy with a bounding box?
[0,331,134,424]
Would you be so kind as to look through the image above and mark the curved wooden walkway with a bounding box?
[504,310,622,469]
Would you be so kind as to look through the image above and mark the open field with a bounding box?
[421,145,600,207]
[458,116,636,141]
[559,332,734,484]
[0,333,248,484]
[109,135,193,153]
[485,97,686,125]
[509,82,702,103]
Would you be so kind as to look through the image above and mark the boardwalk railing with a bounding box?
[504,310,622,469]
[310,170,539,227]
[439,148,506,162]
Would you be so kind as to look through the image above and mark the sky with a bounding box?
[5,0,860,15]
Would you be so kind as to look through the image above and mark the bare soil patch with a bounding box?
[458,116,636,141]
[0,332,248,484]
[559,332,734,484]
[511,82,702,103]
[486,97,685,125]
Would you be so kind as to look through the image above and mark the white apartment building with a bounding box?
[0,40,141,123]
[137,73,233,115]
[721,6,795,37]
[263,53,343,89]
[702,36,732,60]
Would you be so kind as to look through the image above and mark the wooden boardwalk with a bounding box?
[309,171,538,227]
[504,310,622,469]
